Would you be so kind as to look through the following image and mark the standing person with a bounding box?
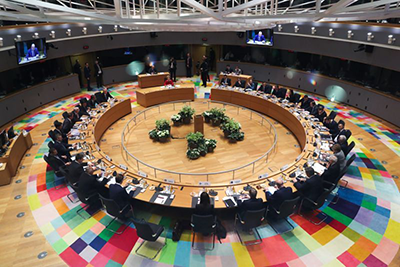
[94,60,103,89]
[84,62,91,91]
[185,53,192,77]
[169,57,177,82]
[73,60,83,88]
[200,56,209,87]
[205,55,210,82]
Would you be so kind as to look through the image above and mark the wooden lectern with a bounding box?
[194,115,204,135]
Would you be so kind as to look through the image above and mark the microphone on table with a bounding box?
[155,183,163,192]
[243,184,252,191]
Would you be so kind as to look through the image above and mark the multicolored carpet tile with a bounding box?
[21,76,400,266]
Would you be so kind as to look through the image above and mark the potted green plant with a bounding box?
[221,118,241,138]
[171,114,182,126]
[186,132,203,149]
[209,108,226,126]
[155,118,171,131]
[149,129,158,140]
[202,111,212,123]
[186,148,201,160]
[205,138,217,153]
[157,129,170,142]
[198,143,208,156]
[228,131,244,143]
[179,105,195,124]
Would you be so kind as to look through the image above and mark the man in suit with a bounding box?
[316,106,327,122]
[25,43,39,60]
[253,31,266,42]
[54,120,69,144]
[321,155,341,185]
[109,174,136,217]
[220,75,231,86]
[54,133,75,161]
[238,188,264,217]
[265,179,293,210]
[73,60,83,88]
[294,167,324,210]
[88,95,99,109]
[225,65,233,73]
[324,117,339,137]
[147,64,157,74]
[306,101,318,116]
[257,82,268,93]
[78,100,90,117]
[62,112,74,134]
[84,62,91,91]
[185,53,192,77]
[78,165,109,203]
[336,135,349,156]
[234,66,242,75]
[245,79,256,90]
[169,57,177,82]
[47,147,70,172]
[333,120,347,142]
[200,56,209,87]
[99,87,113,103]
[94,60,103,89]
[234,77,245,88]
[66,152,87,185]
[299,95,312,109]
[71,107,81,124]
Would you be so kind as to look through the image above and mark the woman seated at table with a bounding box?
[164,75,174,86]
[195,192,214,215]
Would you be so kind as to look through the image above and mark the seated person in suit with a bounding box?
[264,178,293,211]
[71,107,81,124]
[88,95,99,109]
[332,144,346,172]
[78,100,90,117]
[306,101,318,116]
[270,85,280,97]
[245,79,256,90]
[78,165,109,200]
[66,152,87,185]
[321,155,341,185]
[220,75,231,86]
[294,167,324,210]
[323,117,339,137]
[147,65,157,74]
[53,120,69,144]
[164,75,174,86]
[109,174,136,217]
[238,188,264,216]
[299,95,311,109]
[234,66,242,75]
[284,89,296,103]
[234,77,245,88]
[257,82,269,93]
[315,106,327,122]
[335,135,349,155]
[62,112,74,134]
[100,87,114,103]
[253,31,266,42]
[225,65,233,73]
[47,147,70,171]
[54,133,75,161]
[333,120,347,142]
[195,192,214,216]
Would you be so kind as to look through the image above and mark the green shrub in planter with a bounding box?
[171,114,182,126]
[149,129,158,140]
[186,132,204,149]
[187,148,201,160]
[209,108,226,126]
[179,106,195,124]
[228,131,245,142]
[205,138,217,152]
[220,118,241,136]
[157,129,170,142]
[202,111,212,123]
[155,118,171,131]
[198,143,208,156]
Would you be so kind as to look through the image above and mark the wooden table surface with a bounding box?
[138,73,169,88]
[136,84,195,107]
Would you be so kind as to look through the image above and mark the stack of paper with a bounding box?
[154,194,168,205]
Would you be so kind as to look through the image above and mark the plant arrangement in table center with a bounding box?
[178,105,195,124]
[170,114,182,126]
[186,132,217,159]
[220,118,245,142]
[202,107,227,126]
[148,118,171,142]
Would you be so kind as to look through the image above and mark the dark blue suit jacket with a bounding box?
[109,184,134,209]
[238,198,264,216]
[26,48,39,59]
[266,187,293,210]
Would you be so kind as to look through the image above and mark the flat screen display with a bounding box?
[15,38,47,65]
[246,29,273,46]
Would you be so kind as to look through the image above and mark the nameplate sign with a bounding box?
[280,164,289,171]
[105,155,112,162]
[230,179,242,185]
[199,181,211,186]
[163,178,175,184]
[138,171,147,178]
[296,155,302,162]
[258,173,268,179]
[119,164,128,171]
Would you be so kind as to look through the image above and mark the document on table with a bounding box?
[313,162,326,174]
[268,186,277,194]
[154,194,168,205]
[126,185,135,194]
[70,129,80,137]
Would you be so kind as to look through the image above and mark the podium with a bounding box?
[194,115,204,135]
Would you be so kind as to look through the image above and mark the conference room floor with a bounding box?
[0,73,399,267]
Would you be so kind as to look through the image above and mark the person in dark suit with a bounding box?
[78,165,109,201]
[220,75,231,86]
[321,155,341,185]
[257,82,269,93]
[100,87,113,103]
[269,85,280,97]
[234,77,245,88]
[225,65,233,74]
[245,79,256,90]
[88,95,99,109]
[200,56,209,87]
[109,174,135,217]
[62,113,74,134]
[294,167,324,210]
[195,192,214,216]
[66,152,87,185]
[84,62,91,91]
[324,117,339,137]
[147,65,157,74]
[25,43,39,60]
[94,60,103,89]
[285,89,297,103]
[336,135,349,155]
[169,57,177,82]
[73,60,83,88]
[265,179,293,210]
[238,188,264,216]
[54,120,69,144]
[316,106,327,122]
[54,133,75,161]
[333,120,347,142]
[185,53,193,77]
[306,101,318,116]
[78,101,90,117]
[47,147,70,171]
[299,95,311,109]
[71,107,81,124]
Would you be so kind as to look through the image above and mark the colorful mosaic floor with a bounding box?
[19,76,400,266]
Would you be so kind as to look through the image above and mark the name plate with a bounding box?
[119,164,128,171]
[199,181,211,186]
[138,171,147,178]
[163,178,175,184]
[280,164,289,171]
[230,179,242,185]
[258,173,268,179]
[105,155,112,161]
[296,155,302,162]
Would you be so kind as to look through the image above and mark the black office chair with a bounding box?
[47,141,55,149]
[344,130,352,139]
[67,181,80,204]
[75,189,101,220]
[299,185,334,225]
[48,130,56,142]
[191,214,217,250]
[99,195,132,235]
[235,208,266,246]
[43,153,67,190]
[293,93,301,103]
[95,92,104,103]
[345,141,355,157]
[267,197,300,234]
[328,111,337,120]
[131,218,166,260]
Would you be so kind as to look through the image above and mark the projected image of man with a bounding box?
[253,31,266,42]
[26,44,39,60]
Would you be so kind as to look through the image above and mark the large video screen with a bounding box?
[15,38,47,65]
[246,29,273,46]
